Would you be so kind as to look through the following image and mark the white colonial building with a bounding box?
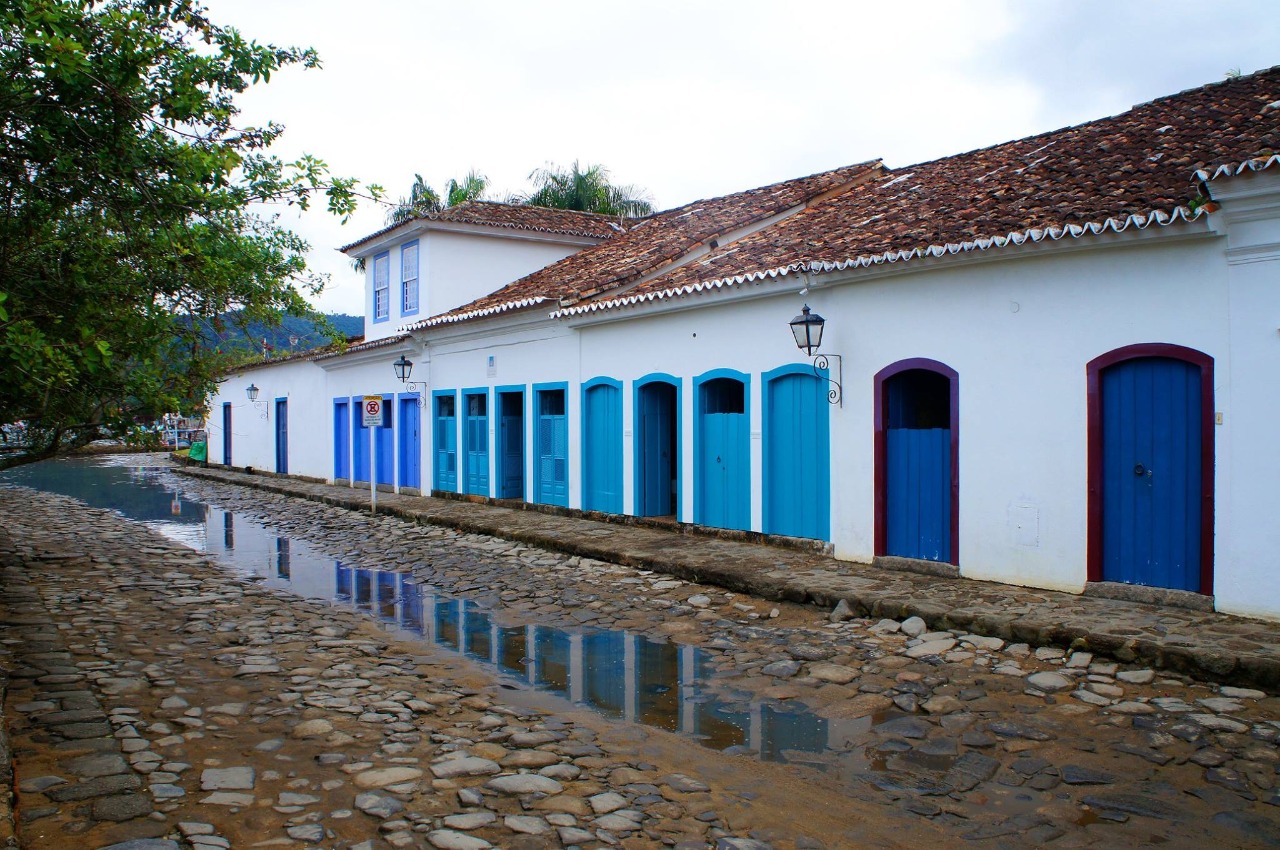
[208,68,1280,621]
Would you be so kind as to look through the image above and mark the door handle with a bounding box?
[1134,464,1144,476]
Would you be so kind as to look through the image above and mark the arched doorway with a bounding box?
[695,370,749,531]
[635,375,680,518]
[763,365,829,540]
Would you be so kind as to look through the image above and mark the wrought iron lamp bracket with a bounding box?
[813,353,843,407]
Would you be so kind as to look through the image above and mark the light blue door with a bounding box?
[333,400,349,480]
[637,382,677,517]
[397,397,420,489]
[535,388,568,506]
[583,382,623,513]
[884,369,951,562]
[764,369,828,540]
[463,392,489,496]
[498,391,524,499]
[1102,357,1201,591]
[274,399,288,474]
[697,377,748,531]
[434,394,457,491]
[375,396,394,487]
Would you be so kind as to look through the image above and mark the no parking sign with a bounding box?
[362,396,384,427]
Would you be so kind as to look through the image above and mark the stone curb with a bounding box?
[0,665,15,850]
[174,466,1280,692]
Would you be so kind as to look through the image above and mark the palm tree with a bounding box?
[516,161,653,216]
[444,169,489,208]
[385,170,490,225]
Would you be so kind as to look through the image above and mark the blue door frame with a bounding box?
[221,402,232,466]
[763,365,829,540]
[496,386,526,500]
[534,382,569,507]
[1088,344,1214,594]
[397,394,420,489]
[463,388,490,496]
[333,398,350,480]
[634,374,681,518]
[433,390,458,492]
[352,400,370,483]
[582,378,623,514]
[694,369,750,531]
[875,360,958,564]
[274,398,288,474]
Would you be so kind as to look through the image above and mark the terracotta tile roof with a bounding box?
[557,66,1280,317]
[311,334,411,361]
[340,201,625,253]
[405,161,883,329]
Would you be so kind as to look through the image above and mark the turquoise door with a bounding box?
[463,391,489,496]
[583,381,623,513]
[637,380,678,517]
[535,387,568,506]
[764,368,828,540]
[498,391,524,499]
[274,399,288,474]
[397,396,420,489]
[1101,357,1202,591]
[884,369,952,562]
[434,393,457,491]
[696,376,749,531]
[333,399,349,479]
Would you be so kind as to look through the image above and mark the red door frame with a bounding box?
[1085,343,1215,594]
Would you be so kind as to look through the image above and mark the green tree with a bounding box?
[386,169,489,225]
[0,0,379,465]
[516,160,653,216]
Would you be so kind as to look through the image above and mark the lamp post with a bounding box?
[788,305,842,407]
[246,383,268,419]
[393,354,428,404]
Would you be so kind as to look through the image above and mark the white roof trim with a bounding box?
[1195,153,1280,182]
[403,297,550,330]
[550,205,1204,319]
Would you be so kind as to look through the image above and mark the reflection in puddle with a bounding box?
[4,455,886,776]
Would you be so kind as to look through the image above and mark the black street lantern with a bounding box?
[393,354,414,384]
[245,383,260,402]
[789,304,825,356]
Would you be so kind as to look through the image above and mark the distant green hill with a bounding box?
[201,313,363,355]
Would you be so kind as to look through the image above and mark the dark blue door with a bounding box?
[434,394,457,491]
[884,369,951,562]
[375,396,394,487]
[333,400,350,480]
[222,402,232,466]
[397,397,420,489]
[764,370,828,539]
[463,392,489,496]
[353,403,370,483]
[274,399,288,474]
[637,382,677,517]
[499,392,524,499]
[535,388,568,506]
[1101,357,1201,591]
[697,378,748,530]
[584,382,623,513]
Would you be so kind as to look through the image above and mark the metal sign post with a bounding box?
[362,396,383,514]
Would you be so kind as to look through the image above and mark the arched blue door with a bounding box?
[763,367,828,540]
[1099,356,1203,591]
[583,380,623,513]
[880,366,955,563]
[696,373,749,531]
[463,391,489,496]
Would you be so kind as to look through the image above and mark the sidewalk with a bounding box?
[175,465,1280,692]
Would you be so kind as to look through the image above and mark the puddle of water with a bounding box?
[3,455,889,777]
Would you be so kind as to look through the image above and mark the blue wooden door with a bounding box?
[584,383,623,513]
[353,403,370,483]
[463,392,489,496]
[274,399,288,474]
[375,396,394,487]
[536,389,568,506]
[333,400,350,480]
[499,393,524,499]
[221,402,232,466]
[637,383,676,516]
[697,379,748,530]
[884,370,951,562]
[1101,357,1201,590]
[764,371,828,539]
[434,394,457,491]
[397,397,420,489]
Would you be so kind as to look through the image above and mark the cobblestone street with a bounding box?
[2,459,1279,849]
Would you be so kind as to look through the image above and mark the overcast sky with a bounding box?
[201,0,1279,316]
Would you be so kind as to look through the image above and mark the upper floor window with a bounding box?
[401,241,419,316]
[373,252,390,322]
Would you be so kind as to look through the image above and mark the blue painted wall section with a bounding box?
[583,378,623,514]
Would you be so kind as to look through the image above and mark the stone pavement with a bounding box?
[177,465,1280,692]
